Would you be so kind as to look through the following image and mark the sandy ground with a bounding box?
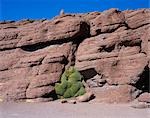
[0,102,149,118]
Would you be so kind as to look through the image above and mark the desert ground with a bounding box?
[0,102,149,118]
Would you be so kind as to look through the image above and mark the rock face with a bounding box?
[0,9,149,103]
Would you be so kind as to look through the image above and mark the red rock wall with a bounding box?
[0,9,149,103]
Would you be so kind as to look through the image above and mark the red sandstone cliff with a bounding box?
[0,9,149,103]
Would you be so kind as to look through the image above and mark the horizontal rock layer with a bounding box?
[0,8,149,103]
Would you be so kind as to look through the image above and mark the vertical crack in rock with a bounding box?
[25,81,30,101]
[134,65,149,93]
[66,21,90,68]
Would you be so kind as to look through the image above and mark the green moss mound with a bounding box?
[54,67,86,99]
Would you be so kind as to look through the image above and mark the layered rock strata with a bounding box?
[0,8,149,103]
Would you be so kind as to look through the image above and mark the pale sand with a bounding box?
[0,102,149,118]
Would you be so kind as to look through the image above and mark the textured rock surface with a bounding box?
[0,9,149,103]
[138,92,150,103]
[92,85,141,103]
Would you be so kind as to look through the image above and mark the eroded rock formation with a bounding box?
[0,8,149,103]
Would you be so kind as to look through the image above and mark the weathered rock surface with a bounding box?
[92,85,141,103]
[0,9,149,103]
[138,92,150,103]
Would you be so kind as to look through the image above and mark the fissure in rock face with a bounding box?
[134,65,149,93]
[0,8,149,103]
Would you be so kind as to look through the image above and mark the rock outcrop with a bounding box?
[0,8,149,103]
